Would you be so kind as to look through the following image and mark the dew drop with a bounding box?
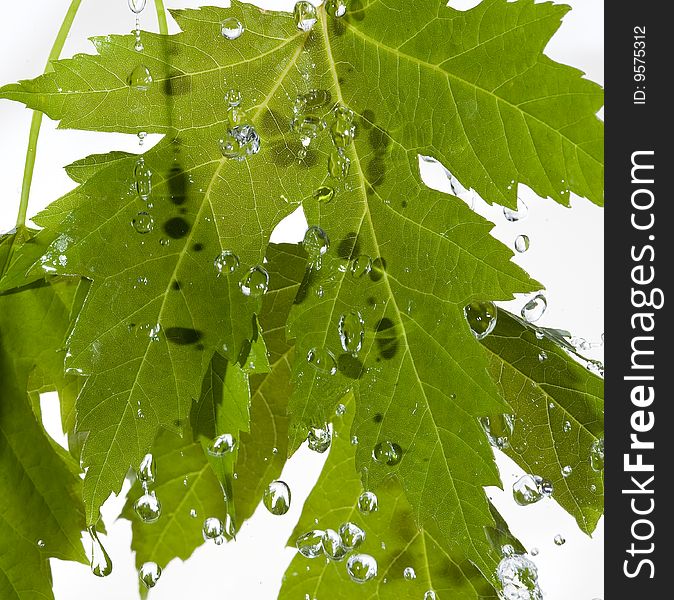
[503,198,528,222]
[464,301,497,340]
[346,553,378,583]
[372,441,402,466]
[189,508,198,518]
[338,522,365,549]
[338,311,365,355]
[521,294,547,323]
[403,566,416,581]
[134,492,162,523]
[554,534,566,546]
[128,0,147,14]
[313,186,335,203]
[590,437,604,471]
[306,347,337,375]
[132,212,154,234]
[202,517,225,544]
[350,255,372,278]
[214,250,240,275]
[357,491,378,514]
[240,265,269,297]
[328,148,351,179]
[330,111,356,148]
[326,0,347,18]
[322,529,348,561]
[562,420,571,433]
[291,115,325,145]
[138,453,156,485]
[139,561,161,589]
[538,351,547,362]
[480,414,514,450]
[128,64,153,91]
[512,474,554,506]
[514,234,530,253]
[294,1,318,32]
[224,88,243,108]
[219,125,261,160]
[37,539,45,549]
[303,226,330,264]
[307,425,332,453]
[296,530,324,558]
[221,16,244,40]
[335,403,347,416]
[133,157,152,200]
[496,553,542,600]
[263,480,291,516]
[207,433,236,457]
[424,592,437,600]
[88,526,113,577]
[530,547,539,556]
[561,465,572,478]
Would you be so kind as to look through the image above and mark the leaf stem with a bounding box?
[16,0,83,228]
[153,0,169,36]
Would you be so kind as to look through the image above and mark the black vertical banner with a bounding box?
[605,6,671,597]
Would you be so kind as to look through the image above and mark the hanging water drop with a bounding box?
[521,294,547,323]
[496,553,543,600]
[139,561,162,589]
[307,425,332,453]
[338,522,365,549]
[350,255,372,278]
[240,265,269,297]
[134,492,162,523]
[294,1,318,32]
[296,530,325,558]
[221,17,244,40]
[337,311,365,355]
[214,250,240,275]
[128,0,146,13]
[219,124,261,160]
[480,414,515,450]
[133,157,152,200]
[132,211,154,234]
[306,347,337,375]
[346,553,378,583]
[403,566,416,581]
[326,0,347,18]
[512,474,554,506]
[328,148,351,179]
[357,491,378,514]
[554,534,566,546]
[138,453,156,485]
[322,529,348,561]
[263,480,291,516]
[503,198,528,222]
[514,234,530,253]
[303,226,330,265]
[202,517,225,544]
[590,437,604,471]
[313,186,335,203]
[464,301,497,340]
[207,433,236,457]
[372,441,403,466]
[88,526,113,577]
[128,64,153,91]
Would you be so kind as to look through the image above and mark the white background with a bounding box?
[0,1,604,598]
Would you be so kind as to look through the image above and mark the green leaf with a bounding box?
[0,234,87,599]
[480,310,604,533]
[280,402,498,600]
[64,151,136,184]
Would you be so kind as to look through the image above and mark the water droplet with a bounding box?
[502,544,515,557]
[294,1,318,32]
[133,157,152,200]
[37,539,45,549]
[514,234,530,253]
[240,265,269,297]
[330,111,356,148]
[307,425,332,453]
[512,474,553,506]
[346,553,378,583]
[480,414,515,450]
[538,351,547,362]
[535,330,545,340]
[128,0,147,14]
[296,530,324,558]
[263,480,291,516]
[554,534,566,546]
[313,186,334,203]
[424,592,437,600]
[303,226,329,265]
[138,453,156,485]
[590,437,604,471]
[338,311,365,355]
[357,491,378,514]
[372,441,402,466]
[128,64,153,91]
[189,508,198,518]
[139,561,161,588]
[214,250,240,275]
[328,148,351,179]
[338,522,365,549]
[351,435,359,446]
[306,347,337,375]
[503,198,528,222]
[497,553,542,600]
[322,529,348,561]
[336,403,347,416]
[219,125,260,160]
[291,115,325,145]
[224,89,243,108]
[134,492,162,523]
[132,212,154,234]
[403,566,416,581]
[530,547,539,556]
[203,517,225,544]
[350,255,372,278]
[521,294,547,323]
[207,433,236,456]
[326,0,347,18]
[562,420,571,433]
[88,526,112,577]
[464,301,497,340]
[221,17,244,40]
[561,465,572,478]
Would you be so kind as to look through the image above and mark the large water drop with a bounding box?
[128,0,147,14]
[303,226,330,265]
[306,347,337,376]
[346,553,378,583]
[313,185,335,203]
[590,437,604,471]
[512,474,553,506]
[138,453,156,485]
[372,441,402,466]
[328,148,351,180]
[133,157,152,201]
[403,566,416,580]
[480,414,514,450]
[496,553,543,600]
[338,311,365,355]
[219,125,260,160]
[221,17,244,40]
[514,234,530,253]
[339,522,365,549]
[322,529,348,561]
[296,530,324,558]
[88,526,113,577]
[326,0,347,18]
[207,433,236,457]
[134,492,162,523]
[202,517,225,545]
[128,64,153,91]
[240,265,269,297]
[132,212,154,234]
[307,425,332,453]
[464,301,497,340]
[521,294,547,323]
[294,1,318,32]
[263,480,291,516]
[357,491,378,514]
[139,561,161,588]
[214,250,240,276]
